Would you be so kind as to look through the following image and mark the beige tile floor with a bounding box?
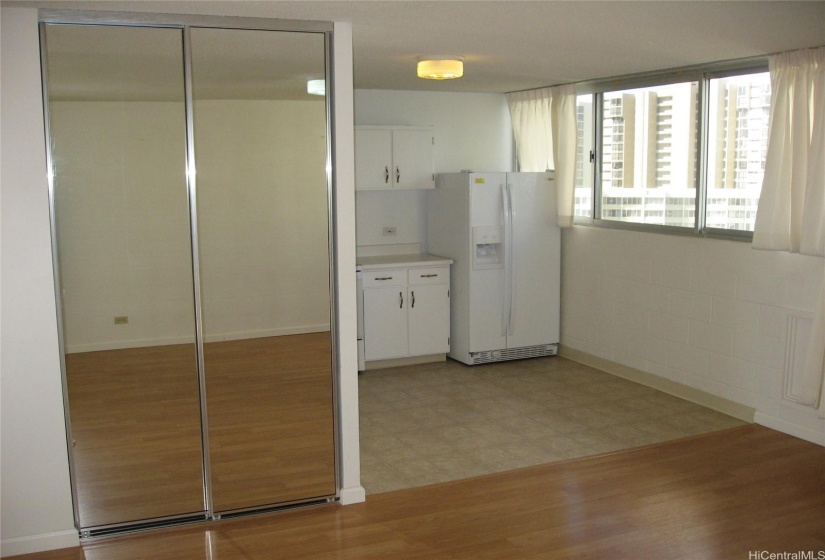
[358,356,745,494]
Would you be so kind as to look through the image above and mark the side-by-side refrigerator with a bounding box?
[427,172,560,365]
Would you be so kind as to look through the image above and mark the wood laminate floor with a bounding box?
[10,425,825,559]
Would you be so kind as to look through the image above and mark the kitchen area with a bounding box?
[354,124,454,371]
[353,89,742,493]
[353,92,561,371]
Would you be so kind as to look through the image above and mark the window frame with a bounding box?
[574,58,770,241]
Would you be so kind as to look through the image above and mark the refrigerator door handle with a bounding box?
[506,183,515,336]
[501,184,512,338]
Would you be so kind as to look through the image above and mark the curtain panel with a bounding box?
[506,85,577,227]
[753,46,825,417]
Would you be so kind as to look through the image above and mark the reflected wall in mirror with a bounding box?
[45,18,337,532]
[44,23,205,529]
[190,27,336,513]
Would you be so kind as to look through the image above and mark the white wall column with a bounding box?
[0,6,80,556]
[332,21,366,505]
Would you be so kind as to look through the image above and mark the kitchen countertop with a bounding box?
[356,253,453,270]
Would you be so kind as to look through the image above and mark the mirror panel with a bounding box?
[44,23,206,528]
[190,27,336,512]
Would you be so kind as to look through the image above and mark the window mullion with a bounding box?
[696,74,710,234]
[593,92,604,221]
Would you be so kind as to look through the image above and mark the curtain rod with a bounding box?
[504,45,824,96]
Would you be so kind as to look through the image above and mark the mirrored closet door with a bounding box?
[190,26,336,513]
[44,23,205,530]
[42,15,336,534]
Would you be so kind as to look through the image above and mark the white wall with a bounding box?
[0,7,80,556]
[195,100,331,341]
[561,226,825,445]
[354,89,512,251]
[0,9,362,554]
[51,101,195,352]
[52,99,330,352]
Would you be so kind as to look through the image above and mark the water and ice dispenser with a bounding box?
[473,225,503,269]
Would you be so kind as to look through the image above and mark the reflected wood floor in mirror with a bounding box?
[203,333,336,512]
[66,333,336,529]
[66,344,205,528]
[10,425,825,560]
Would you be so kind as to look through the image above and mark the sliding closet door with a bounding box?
[190,28,336,512]
[43,24,206,529]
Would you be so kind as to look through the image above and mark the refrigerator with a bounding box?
[427,172,560,365]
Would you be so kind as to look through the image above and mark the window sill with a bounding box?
[571,218,754,243]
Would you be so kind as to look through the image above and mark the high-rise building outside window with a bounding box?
[574,64,770,237]
[706,72,771,231]
[599,83,698,227]
[574,94,594,218]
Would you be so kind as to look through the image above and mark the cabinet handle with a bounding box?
[375,276,393,281]
[420,274,438,278]
[400,291,403,308]
[384,166,389,184]
[411,290,415,308]
[396,166,400,184]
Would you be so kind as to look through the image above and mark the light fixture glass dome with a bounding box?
[417,56,464,80]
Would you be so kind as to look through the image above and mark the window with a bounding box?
[599,82,698,227]
[706,72,771,231]
[574,63,770,238]
[574,94,594,218]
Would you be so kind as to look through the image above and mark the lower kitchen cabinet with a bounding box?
[362,264,450,362]
[407,283,450,356]
[363,285,408,360]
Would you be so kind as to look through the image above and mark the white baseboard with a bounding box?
[754,411,825,446]
[338,485,366,505]
[67,334,194,354]
[559,345,755,423]
[364,354,446,370]
[66,325,331,354]
[1,530,79,557]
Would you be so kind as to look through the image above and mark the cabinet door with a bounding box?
[408,284,450,356]
[363,287,408,360]
[355,129,393,190]
[392,129,434,189]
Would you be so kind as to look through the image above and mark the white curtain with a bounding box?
[753,46,825,417]
[506,84,577,227]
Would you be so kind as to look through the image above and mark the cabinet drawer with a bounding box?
[362,269,406,287]
[408,267,449,285]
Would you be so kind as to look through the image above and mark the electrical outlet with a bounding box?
[114,316,129,325]
[382,226,397,237]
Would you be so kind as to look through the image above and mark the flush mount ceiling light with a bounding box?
[307,79,325,96]
[417,56,464,80]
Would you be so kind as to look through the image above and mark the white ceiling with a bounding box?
[15,0,825,94]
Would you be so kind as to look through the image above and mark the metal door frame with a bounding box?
[39,9,340,537]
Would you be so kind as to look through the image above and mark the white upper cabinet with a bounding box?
[355,126,434,190]
[354,128,393,190]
